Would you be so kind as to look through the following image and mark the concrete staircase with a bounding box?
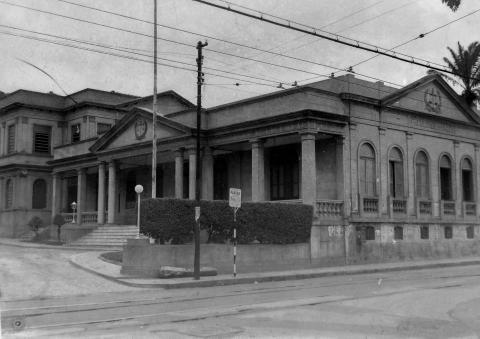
[69,225,145,247]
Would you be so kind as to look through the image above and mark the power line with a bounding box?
[191,0,459,75]
[1,27,463,112]
[300,5,480,84]
[0,24,283,86]
[0,30,280,89]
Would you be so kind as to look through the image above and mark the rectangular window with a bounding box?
[440,168,452,200]
[420,226,429,239]
[71,124,81,143]
[359,158,376,196]
[97,123,112,135]
[444,226,453,239]
[462,170,473,201]
[467,226,474,239]
[394,226,403,240]
[389,161,404,198]
[33,125,51,153]
[416,164,429,198]
[7,124,15,154]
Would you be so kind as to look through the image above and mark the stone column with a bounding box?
[251,139,265,202]
[51,173,60,220]
[454,141,461,217]
[406,132,415,216]
[1,122,6,155]
[97,162,106,224]
[0,177,4,210]
[378,127,387,217]
[201,146,214,200]
[188,148,196,200]
[301,132,317,206]
[174,149,184,199]
[349,123,358,213]
[107,161,117,224]
[76,168,86,224]
[475,144,480,216]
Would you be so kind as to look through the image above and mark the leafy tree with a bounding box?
[443,41,480,107]
[53,214,66,242]
[442,0,461,11]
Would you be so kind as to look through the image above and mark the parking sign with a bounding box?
[229,188,241,208]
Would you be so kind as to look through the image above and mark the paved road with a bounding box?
[0,244,141,301]
[3,263,480,338]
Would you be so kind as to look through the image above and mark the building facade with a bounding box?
[2,73,480,260]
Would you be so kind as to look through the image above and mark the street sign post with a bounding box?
[229,188,241,278]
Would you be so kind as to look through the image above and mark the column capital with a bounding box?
[454,140,460,148]
[76,167,86,175]
[406,131,414,140]
[336,135,346,145]
[174,148,185,157]
[475,144,480,151]
[203,145,213,156]
[185,145,197,155]
[97,160,107,166]
[299,131,316,141]
[378,126,386,135]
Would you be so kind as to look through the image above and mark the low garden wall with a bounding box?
[121,239,312,276]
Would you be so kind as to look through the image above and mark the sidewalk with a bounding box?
[70,250,480,289]
[3,237,480,289]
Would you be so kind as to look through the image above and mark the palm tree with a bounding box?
[442,0,461,11]
[443,41,480,107]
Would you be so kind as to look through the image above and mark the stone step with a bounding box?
[68,224,147,247]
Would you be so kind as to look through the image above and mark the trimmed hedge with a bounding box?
[140,198,313,245]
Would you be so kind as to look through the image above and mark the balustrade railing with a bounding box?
[417,200,432,216]
[464,202,477,217]
[441,200,456,216]
[316,200,344,219]
[361,196,379,214]
[392,198,407,214]
[81,212,98,224]
[62,213,74,223]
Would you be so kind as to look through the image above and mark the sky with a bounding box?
[0,0,478,107]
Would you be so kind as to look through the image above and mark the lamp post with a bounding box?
[71,201,77,224]
[135,185,144,239]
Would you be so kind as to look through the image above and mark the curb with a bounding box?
[0,239,121,252]
[69,253,480,289]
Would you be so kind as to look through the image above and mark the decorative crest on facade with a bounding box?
[134,117,147,140]
[424,87,442,113]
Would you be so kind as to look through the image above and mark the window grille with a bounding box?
[444,226,453,239]
[394,226,403,240]
[365,226,375,240]
[420,226,429,239]
[466,226,474,239]
[5,179,13,209]
[33,125,51,153]
[97,123,111,135]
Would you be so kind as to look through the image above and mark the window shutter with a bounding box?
[33,125,51,153]
[7,125,15,154]
[395,162,404,198]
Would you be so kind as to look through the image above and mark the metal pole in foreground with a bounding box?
[233,208,237,278]
[151,0,158,199]
[194,40,208,280]
[135,185,144,239]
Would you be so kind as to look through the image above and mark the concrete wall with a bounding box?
[122,241,312,275]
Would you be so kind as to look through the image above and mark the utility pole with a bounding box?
[194,40,207,280]
[151,0,158,198]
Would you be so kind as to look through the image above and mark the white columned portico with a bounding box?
[201,146,214,200]
[107,161,117,224]
[76,168,86,224]
[97,162,106,224]
[174,149,184,199]
[300,132,317,206]
[251,139,265,202]
[188,148,196,200]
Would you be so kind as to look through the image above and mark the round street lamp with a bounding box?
[71,201,77,224]
[135,185,144,239]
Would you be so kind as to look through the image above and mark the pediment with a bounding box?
[381,74,480,124]
[91,108,192,152]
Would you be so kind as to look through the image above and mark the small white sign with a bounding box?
[229,188,242,208]
[195,206,201,222]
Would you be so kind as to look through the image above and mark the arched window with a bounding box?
[462,158,474,202]
[32,179,47,209]
[389,147,404,198]
[440,155,453,200]
[359,143,376,196]
[5,179,13,209]
[415,151,429,199]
